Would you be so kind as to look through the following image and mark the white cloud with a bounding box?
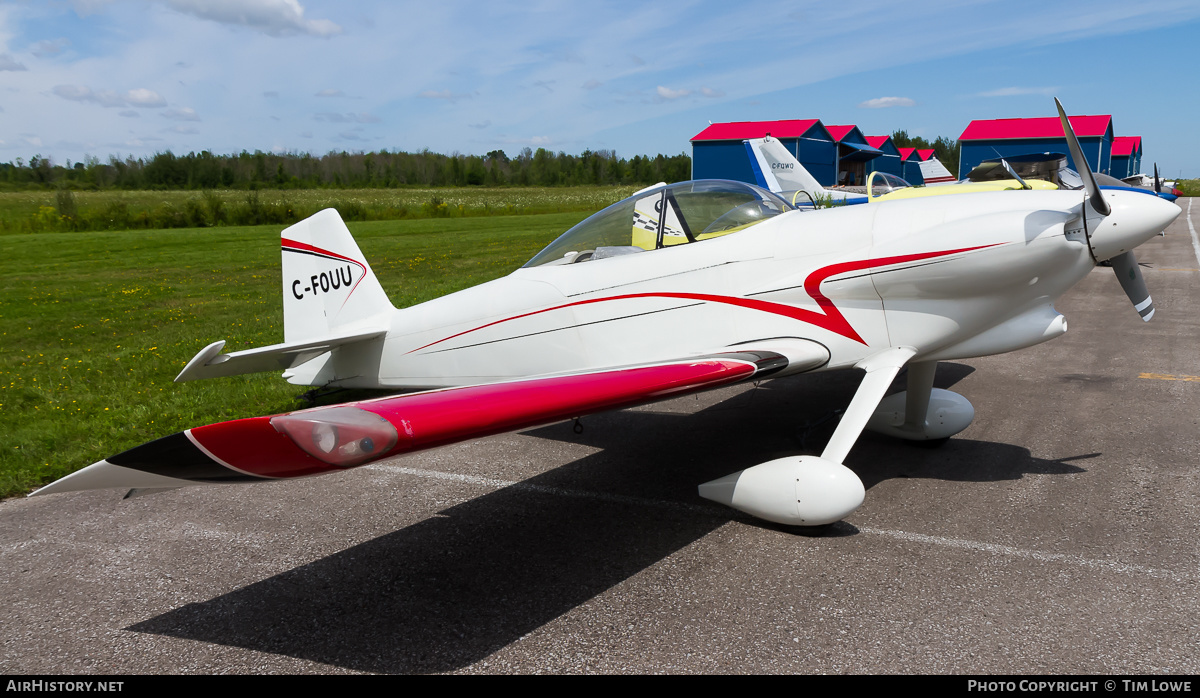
[32,39,71,58]
[68,0,114,16]
[700,86,724,98]
[119,110,139,118]
[314,89,344,97]
[118,137,163,148]
[975,86,1059,98]
[497,135,553,146]
[469,120,491,129]
[161,107,200,121]
[582,79,602,90]
[53,85,167,108]
[313,112,380,123]
[656,85,690,100]
[161,0,342,38]
[127,88,167,107]
[857,96,916,108]
[418,90,472,102]
[164,125,199,134]
[0,54,28,71]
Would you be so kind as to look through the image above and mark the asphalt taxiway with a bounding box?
[2,200,1199,674]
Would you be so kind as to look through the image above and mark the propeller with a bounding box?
[1110,253,1154,321]
[1000,159,1031,190]
[1055,98,1110,217]
[1154,163,1161,195]
[1056,98,1153,322]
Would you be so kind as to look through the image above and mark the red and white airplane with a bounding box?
[34,103,1181,527]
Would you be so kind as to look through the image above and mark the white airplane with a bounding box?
[745,135,869,205]
[34,102,1181,528]
[749,135,1057,207]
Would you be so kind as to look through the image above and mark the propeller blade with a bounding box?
[1110,251,1155,322]
[1000,159,1031,190]
[1055,98,1111,217]
[1154,163,1161,194]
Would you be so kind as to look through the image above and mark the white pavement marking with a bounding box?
[856,527,1186,582]
[1188,198,1200,270]
[368,463,1192,582]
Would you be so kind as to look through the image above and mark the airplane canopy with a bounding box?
[524,180,793,267]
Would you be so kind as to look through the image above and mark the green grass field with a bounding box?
[0,211,592,498]
[0,186,637,233]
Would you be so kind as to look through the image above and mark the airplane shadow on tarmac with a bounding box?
[129,362,1090,673]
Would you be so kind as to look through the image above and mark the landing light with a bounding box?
[270,406,398,467]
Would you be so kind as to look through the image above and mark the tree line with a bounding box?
[0,148,693,191]
[1,133,964,192]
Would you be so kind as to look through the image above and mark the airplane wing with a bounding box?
[34,342,829,497]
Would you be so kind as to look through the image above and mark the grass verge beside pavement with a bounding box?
[0,211,588,498]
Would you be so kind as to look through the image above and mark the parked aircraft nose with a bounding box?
[1089,190,1181,262]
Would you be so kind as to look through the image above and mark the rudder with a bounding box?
[281,208,394,343]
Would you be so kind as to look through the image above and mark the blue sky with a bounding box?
[2,0,1199,178]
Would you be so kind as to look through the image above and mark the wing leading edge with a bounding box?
[35,345,826,497]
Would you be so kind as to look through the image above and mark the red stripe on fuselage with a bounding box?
[410,245,998,352]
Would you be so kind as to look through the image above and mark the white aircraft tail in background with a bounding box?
[745,136,868,205]
[918,156,957,186]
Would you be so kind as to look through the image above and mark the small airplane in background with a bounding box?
[744,135,1055,206]
[913,149,956,186]
[34,101,1181,529]
[745,135,869,206]
[968,154,1180,203]
[1122,166,1181,202]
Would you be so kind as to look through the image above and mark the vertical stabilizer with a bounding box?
[281,208,394,342]
[918,157,956,186]
[746,136,826,194]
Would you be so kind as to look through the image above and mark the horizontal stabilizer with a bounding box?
[175,329,386,382]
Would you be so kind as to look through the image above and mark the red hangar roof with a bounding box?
[824,125,858,142]
[959,115,1113,140]
[691,119,823,141]
[1112,136,1142,157]
[898,147,918,161]
[864,136,891,149]
[917,149,935,161]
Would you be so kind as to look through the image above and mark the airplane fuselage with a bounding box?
[290,189,1109,390]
